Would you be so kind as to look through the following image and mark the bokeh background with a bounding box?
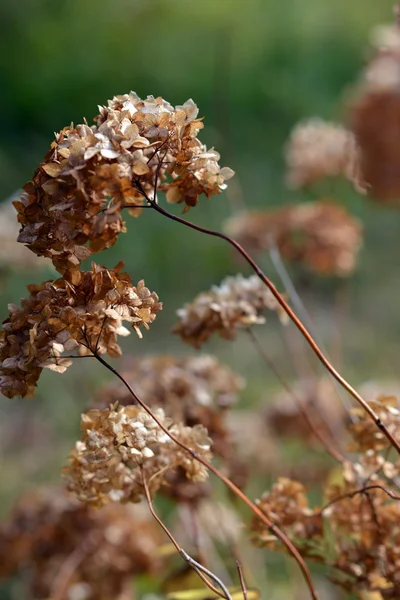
[0,1,398,598]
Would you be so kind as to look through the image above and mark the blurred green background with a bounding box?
[0,1,398,598]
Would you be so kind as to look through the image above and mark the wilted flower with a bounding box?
[225,200,362,276]
[0,200,49,272]
[93,353,244,457]
[0,263,161,398]
[64,404,212,507]
[0,487,164,600]
[350,16,400,203]
[285,119,360,189]
[14,93,234,272]
[173,274,286,348]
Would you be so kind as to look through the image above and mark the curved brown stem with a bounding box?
[93,351,319,600]
[145,196,400,456]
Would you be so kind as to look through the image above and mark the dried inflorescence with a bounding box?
[0,201,48,272]
[93,354,244,456]
[14,92,234,272]
[64,404,212,507]
[251,478,321,550]
[173,274,286,347]
[0,488,164,600]
[350,17,400,203]
[251,391,400,598]
[266,377,347,447]
[284,119,360,190]
[225,200,362,276]
[0,263,161,398]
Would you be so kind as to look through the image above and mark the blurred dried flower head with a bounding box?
[348,395,400,454]
[0,487,164,600]
[94,353,244,454]
[285,119,360,189]
[0,200,48,272]
[225,200,362,276]
[251,473,400,598]
[64,404,212,507]
[14,92,234,272]
[173,274,286,348]
[266,377,346,446]
[251,478,320,550]
[0,263,161,398]
[350,16,400,203]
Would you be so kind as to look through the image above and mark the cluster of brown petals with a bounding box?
[285,119,361,189]
[14,92,234,272]
[225,200,362,276]
[251,474,400,597]
[0,264,161,398]
[64,404,212,507]
[266,377,346,447]
[0,488,164,600]
[93,354,244,457]
[173,274,286,348]
[350,20,400,203]
[0,201,48,272]
[348,395,400,454]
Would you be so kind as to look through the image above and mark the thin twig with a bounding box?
[236,560,248,600]
[93,351,319,600]
[246,328,346,464]
[141,468,230,600]
[319,484,400,515]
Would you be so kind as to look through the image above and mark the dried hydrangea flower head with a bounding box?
[0,200,48,272]
[251,474,400,598]
[93,353,244,453]
[225,200,362,276]
[0,263,161,398]
[350,15,400,203]
[266,377,346,446]
[0,487,164,600]
[284,118,360,189]
[250,478,321,551]
[14,92,234,273]
[173,274,286,348]
[64,404,212,507]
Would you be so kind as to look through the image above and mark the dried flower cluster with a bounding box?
[94,353,243,451]
[225,200,362,276]
[0,488,164,600]
[350,18,400,203]
[64,404,212,507]
[14,92,234,273]
[173,274,286,347]
[284,119,360,189]
[0,263,161,398]
[251,393,400,598]
[0,201,47,272]
[266,377,346,447]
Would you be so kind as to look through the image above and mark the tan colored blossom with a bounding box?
[0,200,49,272]
[285,119,360,189]
[350,18,400,204]
[173,274,286,348]
[93,353,244,463]
[0,264,161,398]
[0,487,164,600]
[225,200,362,276]
[63,404,212,507]
[15,93,234,272]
